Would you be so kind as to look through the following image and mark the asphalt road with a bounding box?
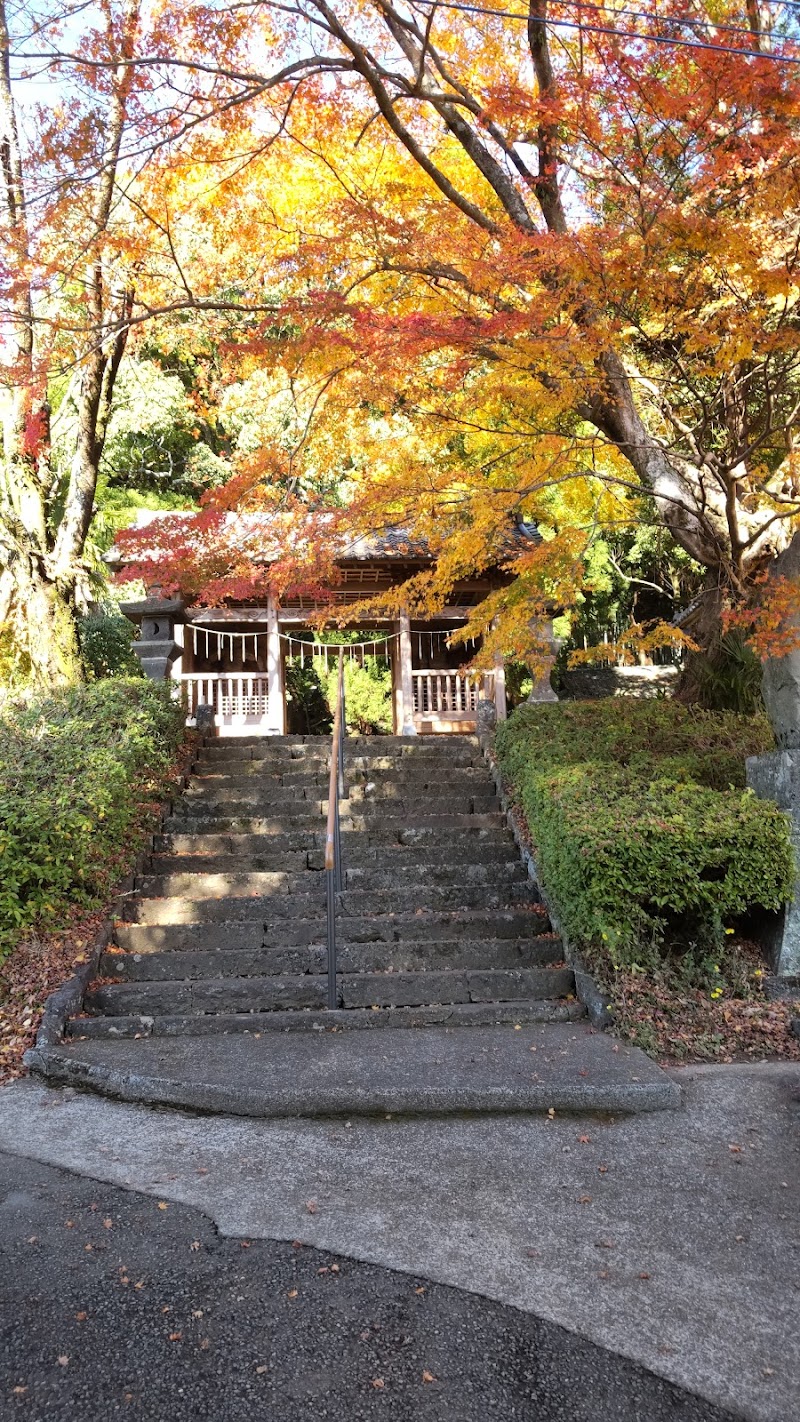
[0,1151,737,1422]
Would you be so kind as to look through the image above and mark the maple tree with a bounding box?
[4,1,800,703]
[0,0,277,684]
[116,0,800,691]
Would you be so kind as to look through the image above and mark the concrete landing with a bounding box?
[28,1022,679,1116]
[1,1064,797,1420]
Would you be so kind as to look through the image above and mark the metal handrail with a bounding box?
[324,649,345,1010]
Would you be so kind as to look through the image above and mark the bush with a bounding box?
[320,657,393,735]
[0,679,184,954]
[495,701,794,963]
[78,611,142,680]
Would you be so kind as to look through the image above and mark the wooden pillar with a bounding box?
[170,621,184,683]
[493,652,508,721]
[398,609,417,735]
[266,595,285,733]
[391,627,403,735]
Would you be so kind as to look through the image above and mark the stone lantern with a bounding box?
[119,597,184,681]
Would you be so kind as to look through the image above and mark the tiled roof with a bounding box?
[107,510,541,569]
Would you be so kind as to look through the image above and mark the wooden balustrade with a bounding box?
[180,673,270,733]
[411,669,489,717]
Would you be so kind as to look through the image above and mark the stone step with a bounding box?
[114,913,551,955]
[100,934,564,981]
[146,854,528,883]
[198,746,484,768]
[190,765,490,787]
[164,811,505,834]
[159,816,506,842]
[149,850,313,876]
[124,883,542,925]
[175,793,500,817]
[137,870,290,898]
[66,999,586,1039]
[270,908,550,947]
[184,778,489,803]
[83,966,576,1017]
[199,733,478,757]
[155,827,513,854]
[183,782,323,804]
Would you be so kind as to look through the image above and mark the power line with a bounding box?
[410,0,800,65]
[544,0,797,42]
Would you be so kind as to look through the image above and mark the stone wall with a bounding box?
[557,665,679,700]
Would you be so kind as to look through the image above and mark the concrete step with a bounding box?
[83,966,576,1017]
[124,883,542,925]
[114,914,552,955]
[66,999,586,1039]
[37,1023,680,1116]
[100,934,564,981]
[149,843,524,873]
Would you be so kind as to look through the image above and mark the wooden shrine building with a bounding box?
[112,513,553,737]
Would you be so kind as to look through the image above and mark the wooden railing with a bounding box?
[180,673,270,726]
[411,669,489,717]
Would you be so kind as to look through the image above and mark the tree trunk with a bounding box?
[1,548,83,687]
[673,575,726,706]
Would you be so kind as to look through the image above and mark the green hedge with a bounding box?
[0,679,184,953]
[495,701,794,961]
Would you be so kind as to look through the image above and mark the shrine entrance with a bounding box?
[114,514,554,736]
[170,601,501,737]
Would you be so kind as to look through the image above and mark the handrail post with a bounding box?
[325,650,345,1010]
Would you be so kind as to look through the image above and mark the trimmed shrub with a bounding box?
[0,679,184,954]
[496,701,794,962]
[78,611,142,680]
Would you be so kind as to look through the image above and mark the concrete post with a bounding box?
[266,595,285,734]
[493,652,508,721]
[746,750,800,976]
[398,609,417,735]
[527,616,559,703]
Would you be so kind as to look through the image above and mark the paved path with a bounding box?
[0,1062,797,1421]
[0,1152,732,1422]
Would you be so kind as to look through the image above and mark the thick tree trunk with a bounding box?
[1,548,83,687]
[672,575,727,706]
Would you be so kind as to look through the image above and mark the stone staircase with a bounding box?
[69,734,584,1039]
